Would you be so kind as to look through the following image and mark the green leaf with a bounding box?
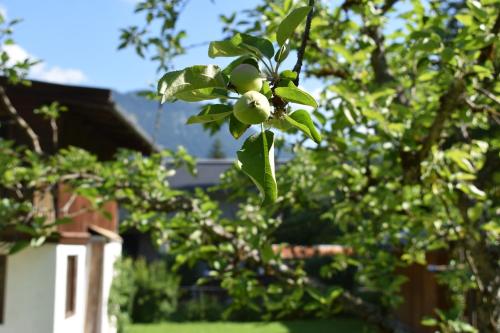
[332,44,354,63]
[421,317,438,327]
[446,149,476,173]
[229,114,250,139]
[158,65,226,103]
[176,88,228,102]
[467,0,489,21]
[274,40,291,63]
[232,33,275,59]
[341,105,356,124]
[261,81,272,99]
[276,6,312,46]
[284,110,322,143]
[9,240,30,255]
[457,183,486,200]
[328,287,343,301]
[279,70,298,81]
[237,130,277,205]
[187,104,233,124]
[275,82,318,108]
[208,40,248,58]
[261,243,275,263]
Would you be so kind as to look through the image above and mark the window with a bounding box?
[0,255,6,324]
[65,255,77,317]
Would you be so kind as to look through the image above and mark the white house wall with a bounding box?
[0,245,58,333]
[52,244,87,333]
[0,241,120,333]
[100,241,122,333]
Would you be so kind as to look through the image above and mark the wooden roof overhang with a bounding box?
[0,77,158,156]
[0,78,157,245]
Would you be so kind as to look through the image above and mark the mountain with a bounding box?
[112,91,252,158]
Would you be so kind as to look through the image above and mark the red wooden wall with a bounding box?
[56,184,119,244]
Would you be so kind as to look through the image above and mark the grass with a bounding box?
[126,318,376,333]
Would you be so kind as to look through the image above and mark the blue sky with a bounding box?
[1,0,266,92]
[0,0,412,99]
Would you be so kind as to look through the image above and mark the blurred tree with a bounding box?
[209,139,226,159]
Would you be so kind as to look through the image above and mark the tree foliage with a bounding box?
[213,0,499,331]
[129,0,499,331]
[1,1,499,332]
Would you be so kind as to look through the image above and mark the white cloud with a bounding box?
[32,65,87,85]
[3,44,28,64]
[3,44,88,85]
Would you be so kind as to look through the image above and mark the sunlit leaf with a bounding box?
[276,6,312,46]
[229,114,250,139]
[284,110,322,143]
[231,33,274,59]
[186,104,233,124]
[237,130,277,205]
[275,82,318,108]
[158,65,226,103]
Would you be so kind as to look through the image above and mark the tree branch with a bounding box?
[339,291,412,333]
[418,79,465,161]
[293,0,315,86]
[0,86,42,154]
[410,10,499,176]
[365,25,394,84]
[306,66,349,79]
[476,87,500,106]
[363,0,399,84]
[380,0,399,15]
[478,12,500,66]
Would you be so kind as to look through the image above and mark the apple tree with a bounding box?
[123,0,499,332]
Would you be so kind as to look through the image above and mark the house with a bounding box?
[0,79,155,333]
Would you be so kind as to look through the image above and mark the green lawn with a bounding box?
[126,319,376,333]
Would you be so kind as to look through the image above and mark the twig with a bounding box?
[61,193,78,216]
[184,40,210,50]
[293,0,315,86]
[63,207,93,219]
[0,86,42,154]
[475,87,500,106]
[465,98,500,116]
[465,249,485,292]
[380,0,399,14]
[59,173,104,182]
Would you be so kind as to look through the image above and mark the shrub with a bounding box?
[109,257,180,330]
[173,294,225,322]
[130,259,180,323]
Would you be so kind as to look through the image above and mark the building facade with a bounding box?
[0,79,155,333]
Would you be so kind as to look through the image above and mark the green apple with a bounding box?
[230,64,263,94]
[233,91,271,125]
